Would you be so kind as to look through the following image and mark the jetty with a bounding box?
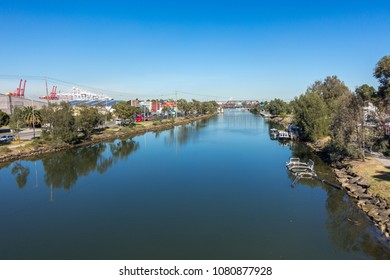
[286,158,341,189]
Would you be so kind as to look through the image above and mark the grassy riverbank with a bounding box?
[348,157,390,204]
[0,113,217,164]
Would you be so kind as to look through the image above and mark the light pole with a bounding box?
[31,99,36,138]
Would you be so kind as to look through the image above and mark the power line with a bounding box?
[0,75,249,101]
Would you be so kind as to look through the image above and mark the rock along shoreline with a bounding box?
[305,142,390,240]
[333,164,390,239]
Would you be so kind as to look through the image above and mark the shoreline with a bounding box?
[304,133,390,239]
[0,113,217,164]
[261,113,390,240]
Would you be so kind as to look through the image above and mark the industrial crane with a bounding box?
[7,79,26,97]
[39,85,59,100]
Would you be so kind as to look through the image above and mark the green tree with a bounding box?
[355,84,377,102]
[9,107,25,137]
[265,98,290,115]
[112,101,141,120]
[329,94,365,160]
[22,106,42,127]
[374,55,390,109]
[192,99,201,113]
[0,110,10,127]
[76,106,103,139]
[42,102,78,143]
[308,76,351,110]
[293,91,330,141]
[162,106,172,119]
[177,99,193,116]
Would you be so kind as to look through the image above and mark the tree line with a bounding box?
[252,55,390,160]
[0,99,219,144]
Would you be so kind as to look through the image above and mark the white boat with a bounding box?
[278,131,290,139]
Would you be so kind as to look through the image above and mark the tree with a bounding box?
[293,91,330,141]
[374,55,390,109]
[22,106,42,127]
[9,107,25,136]
[329,94,365,160]
[355,84,377,102]
[0,110,10,127]
[112,101,141,120]
[40,102,78,143]
[265,98,290,116]
[76,106,103,139]
[307,76,351,110]
[161,106,172,118]
[192,99,201,113]
[177,99,193,116]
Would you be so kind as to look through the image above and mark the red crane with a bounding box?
[40,85,59,100]
[8,79,26,97]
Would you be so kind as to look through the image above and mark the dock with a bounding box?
[286,158,341,189]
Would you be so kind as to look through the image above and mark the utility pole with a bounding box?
[45,77,49,104]
[32,99,36,138]
[175,90,178,119]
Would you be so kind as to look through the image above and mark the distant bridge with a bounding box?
[218,100,261,109]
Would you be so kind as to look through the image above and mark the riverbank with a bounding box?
[333,158,390,239]
[259,113,390,239]
[306,138,390,239]
[0,113,217,164]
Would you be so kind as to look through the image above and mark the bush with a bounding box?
[323,141,350,162]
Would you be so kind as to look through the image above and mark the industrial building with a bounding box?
[0,93,47,115]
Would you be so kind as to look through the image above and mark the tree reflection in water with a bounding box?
[11,162,30,188]
[42,139,139,190]
[288,142,390,259]
[163,119,209,147]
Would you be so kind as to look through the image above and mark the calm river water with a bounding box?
[0,110,389,259]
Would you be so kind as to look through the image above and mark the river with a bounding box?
[0,110,389,259]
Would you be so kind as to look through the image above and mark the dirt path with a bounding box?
[376,157,390,168]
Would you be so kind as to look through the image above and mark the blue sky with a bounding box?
[1,0,389,101]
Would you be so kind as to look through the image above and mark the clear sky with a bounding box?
[1,0,389,101]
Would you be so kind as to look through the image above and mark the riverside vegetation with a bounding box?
[251,56,390,237]
[0,99,219,162]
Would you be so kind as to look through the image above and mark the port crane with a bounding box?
[40,85,59,100]
[7,79,26,97]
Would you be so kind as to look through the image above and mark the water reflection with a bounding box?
[42,139,139,189]
[3,139,140,191]
[288,142,390,259]
[11,162,30,188]
[325,187,390,259]
[162,119,211,147]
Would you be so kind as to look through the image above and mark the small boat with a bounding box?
[278,131,290,139]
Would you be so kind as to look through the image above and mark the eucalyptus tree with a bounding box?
[330,94,365,160]
[374,55,390,111]
[161,106,172,119]
[40,102,78,144]
[177,99,193,116]
[355,84,377,102]
[76,106,104,139]
[112,101,141,120]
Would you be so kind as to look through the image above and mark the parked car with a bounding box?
[0,134,16,144]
